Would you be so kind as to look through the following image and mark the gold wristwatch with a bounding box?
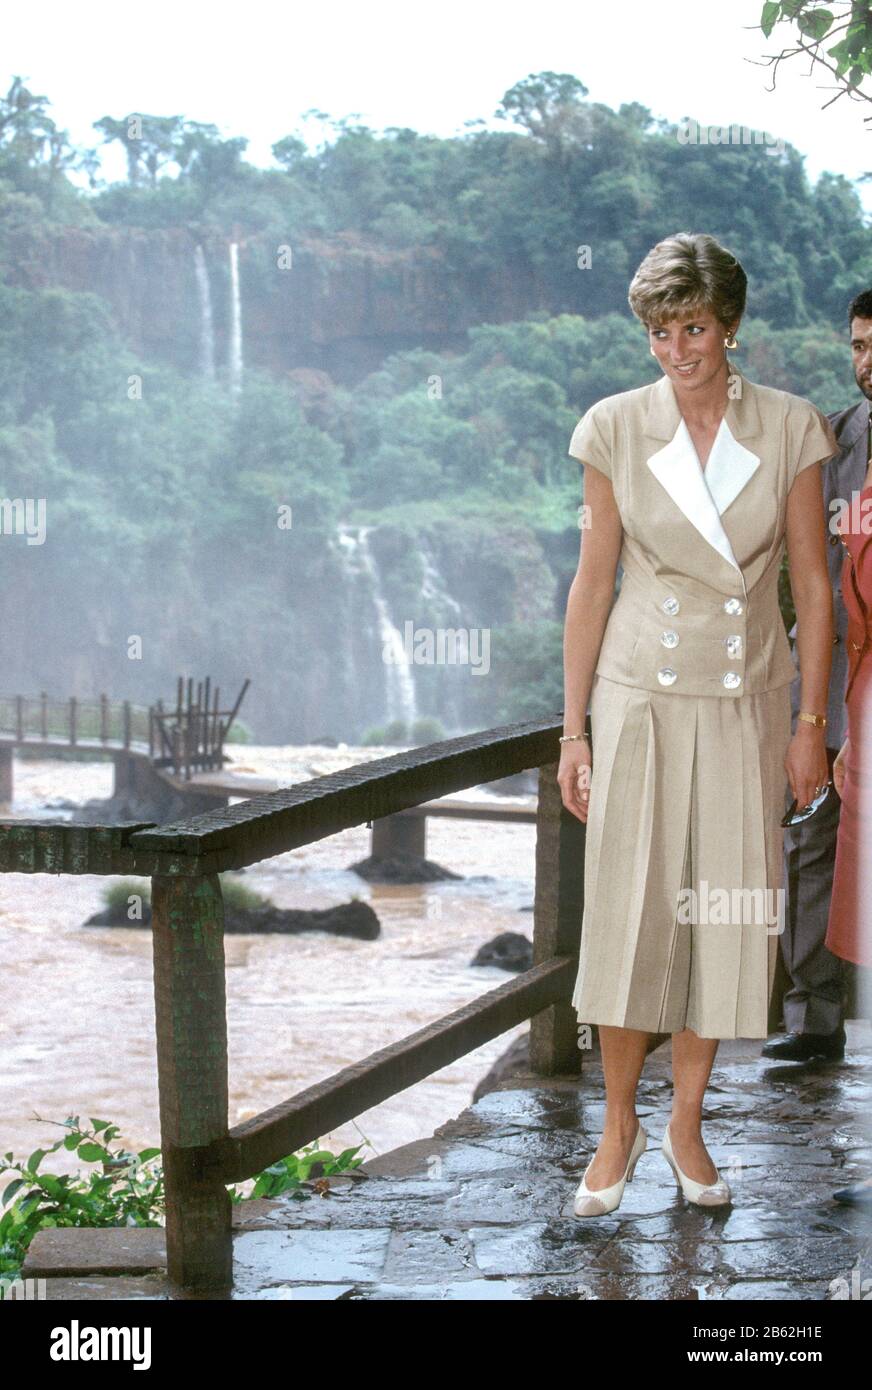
[797,711,827,728]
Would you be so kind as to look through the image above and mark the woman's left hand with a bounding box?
[784,727,830,811]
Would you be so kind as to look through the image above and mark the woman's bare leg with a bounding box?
[583,1024,650,1189]
[669,1028,720,1183]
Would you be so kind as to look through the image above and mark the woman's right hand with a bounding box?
[558,737,592,823]
[832,738,849,797]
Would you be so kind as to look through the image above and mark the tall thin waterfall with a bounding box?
[193,245,215,378]
[228,241,243,397]
[340,526,418,728]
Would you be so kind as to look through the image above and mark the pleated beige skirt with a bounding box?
[571,672,792,1039]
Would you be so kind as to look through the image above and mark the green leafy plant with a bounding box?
[409,716,445,743]
[0,1117,163,1281]
[101,874,271,915]
[361,725,389,745]
[224,718,254,744]
[0,1116,368,1284]
[242,1144,365,1200]
[102,877,151,914]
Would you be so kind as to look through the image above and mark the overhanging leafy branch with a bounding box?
[751,1,872,122]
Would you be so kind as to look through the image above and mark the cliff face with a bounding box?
[1,224,566,740]
[4,225,546,385]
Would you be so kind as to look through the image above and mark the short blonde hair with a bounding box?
[627,232,747,330]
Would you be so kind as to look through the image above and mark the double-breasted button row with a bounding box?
[656,593,746,690]
[722,597,744,684]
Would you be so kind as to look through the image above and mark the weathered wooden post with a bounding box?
[0,745,12,804]
[371,811,426,860]
[529,737,589,1076]
[151,872,232,1289]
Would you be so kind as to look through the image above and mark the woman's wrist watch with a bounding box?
[797,711,827,728]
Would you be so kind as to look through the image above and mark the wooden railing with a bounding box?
[0,713,591,1292]
[0,692,151,749]
[0,675,250,779]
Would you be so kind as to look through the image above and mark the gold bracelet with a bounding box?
[559,733,587,742]
[797,711,827,728]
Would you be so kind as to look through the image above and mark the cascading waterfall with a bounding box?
[419,541,466,730]
[228,241,243,397]
[339,525,418,728]
[193,244,216,378]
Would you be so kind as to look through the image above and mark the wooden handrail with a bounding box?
[128,716,562,868]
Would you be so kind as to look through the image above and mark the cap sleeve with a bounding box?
[788,402,838,491]
[568,400,612,479]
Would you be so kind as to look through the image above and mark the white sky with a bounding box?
[4,0,872,207]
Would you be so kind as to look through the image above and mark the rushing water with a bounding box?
[194,243,216,378]
[228,240,243,396]
[0,746,536,1184]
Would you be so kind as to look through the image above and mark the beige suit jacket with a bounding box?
[569,370,838,699]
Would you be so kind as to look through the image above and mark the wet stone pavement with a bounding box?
[26,1027,872,1300]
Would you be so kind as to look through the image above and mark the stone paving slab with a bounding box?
[23,1226,166,1276]
[20,1024,872,1301]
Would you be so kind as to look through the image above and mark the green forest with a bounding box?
[0,71,869,740]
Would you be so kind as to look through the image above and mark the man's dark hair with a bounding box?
[848,289,872,326]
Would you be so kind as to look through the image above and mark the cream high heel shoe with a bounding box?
[661,1123,731,1207]
[573,1120,647,1217]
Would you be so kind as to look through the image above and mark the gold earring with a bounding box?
[724,331,739,350]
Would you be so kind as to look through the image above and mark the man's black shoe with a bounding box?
[761,1026,846,1061]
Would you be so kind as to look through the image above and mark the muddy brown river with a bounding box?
[0,746,537,1187]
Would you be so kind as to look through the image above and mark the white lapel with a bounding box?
[704,417,761,517]
[645,416,759,583]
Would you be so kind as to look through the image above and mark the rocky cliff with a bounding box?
[5,224,548,385]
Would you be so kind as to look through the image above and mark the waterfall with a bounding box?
[339,525,418,729]
[193,245,215,378]
[420,540,465,730]
[228,241,243,397]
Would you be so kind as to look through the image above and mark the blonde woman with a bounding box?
[560,232,837,1216]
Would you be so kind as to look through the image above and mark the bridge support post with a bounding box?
[529,758,586,1077]
[0,745,12,804]
[371,811,426,860]
[151,872,232,1291]
[112,753,136,799]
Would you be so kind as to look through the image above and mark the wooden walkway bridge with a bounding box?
[0,676,250,805]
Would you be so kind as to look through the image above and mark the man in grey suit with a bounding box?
[765,290,872,1061]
